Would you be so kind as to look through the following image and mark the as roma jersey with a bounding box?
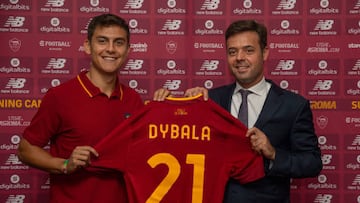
[90,95,264,203]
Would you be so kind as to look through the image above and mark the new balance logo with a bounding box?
[200,60,219,71]
[5,154,22,165]
[275,60,295,71]
[313,80,332,91]
[321,154,332,165]
[46,58,66,69]
[124,0,144,9]
[314,20,334,31]
[351,135,360,145]
[354,0,360,9]
[314,194,332,203]
[201,0,220,10]
[353,59,360,71]
[277,0,296,10]
[351,174,360,185]
[125,59,143,70]
[6,194,26,203]
[45,0,65,7]
[163,80,181,90]
[162,20,181,30]
[5,78,26,89]
[4,16,25,27]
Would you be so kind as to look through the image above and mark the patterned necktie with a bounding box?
[237,89,251,127]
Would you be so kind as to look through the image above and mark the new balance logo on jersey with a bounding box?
[277,0,296,10]
[45,0,65,7]
[201,0,220,10]
[313,80,333,91]
[46,58,66,69]
[162,20,181,30]
[314,20,334,31]
[200,60,219,71]
[6,78,26,89]
[351,135,360,145]
[275,60,295,71]
[6,195,26,203]
[124,0,144,9]
[5,154,22,165]
[125,59,143,70]
[314,194,332,203]
[4,16,25,27]
[163,80,181,90]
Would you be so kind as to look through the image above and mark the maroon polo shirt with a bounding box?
[23,70,144,203]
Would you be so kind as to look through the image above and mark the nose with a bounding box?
[106,42,115,53]
[236,50,245,60]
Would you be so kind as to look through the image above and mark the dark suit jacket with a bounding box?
[209,80,322,203]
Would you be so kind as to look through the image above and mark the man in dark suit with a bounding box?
[154,19,322,203]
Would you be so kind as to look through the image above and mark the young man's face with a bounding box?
[84,25,130,74]
[226,31,269,89]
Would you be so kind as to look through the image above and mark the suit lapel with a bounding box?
[255,81,284,129]
[222,84,236,112]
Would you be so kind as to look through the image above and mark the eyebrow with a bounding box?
[95,36,127,42]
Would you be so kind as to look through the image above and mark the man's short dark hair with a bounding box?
[225,20,267,50]
[87,13,130,43]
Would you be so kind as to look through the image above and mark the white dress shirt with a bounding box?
[230,77,271,127]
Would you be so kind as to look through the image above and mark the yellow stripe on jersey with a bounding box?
[165,94,203,101]
[77,75,93,97]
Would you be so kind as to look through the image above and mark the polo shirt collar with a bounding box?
[76,70,123,99]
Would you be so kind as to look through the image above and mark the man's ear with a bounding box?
[84,39,91,54]
[263,46,269,61]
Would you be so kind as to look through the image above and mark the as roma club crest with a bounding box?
[316,115,328,129]
[9,38,21,52]
[166,40,177,54]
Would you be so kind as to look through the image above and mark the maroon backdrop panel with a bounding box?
[0,0,359,202]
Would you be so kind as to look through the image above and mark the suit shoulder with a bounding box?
[271,82,308,103]
[209,83,234,94]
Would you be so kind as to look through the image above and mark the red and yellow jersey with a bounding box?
[91,95,264,203]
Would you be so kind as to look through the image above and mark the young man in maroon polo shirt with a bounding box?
[17,14,145,202]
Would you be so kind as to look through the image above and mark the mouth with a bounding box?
[234,64,249,70]
[102,56,118,61]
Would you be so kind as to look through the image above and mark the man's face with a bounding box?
[226,31,269,88]
[84,25,130,74]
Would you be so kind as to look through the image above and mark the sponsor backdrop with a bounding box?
[0,0,359,202]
